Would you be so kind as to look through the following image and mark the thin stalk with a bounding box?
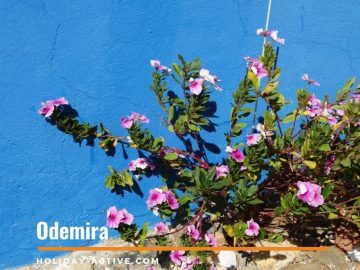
[252,0,273,130]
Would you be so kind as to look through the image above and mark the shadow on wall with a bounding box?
[42,99,223,200]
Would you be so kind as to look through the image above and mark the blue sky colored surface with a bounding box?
[0,0,359,268]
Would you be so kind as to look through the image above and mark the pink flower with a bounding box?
[269,30,285,44]
[231,149,245,163]
[257,28,285,44]
[146,189,167,208]
[38,102,55,117]
[128,160,137,171]
[244,57,268,80]
[308,94,322,108]
[106,206,122,228]
[181,256,200,270]
[296,181,324,207]
[38,97,69,117]
[246,133,262,146]
[306,94,339,125]
[200,68,222,91]
[128,158,150,171]
[121,117,134,129]
[326,115,338,125]
[353,94,360,102]
[121,112,149,129]
[118,209,134,225]
[165,191,179,210]
[245,219,260,236]
[209,265,217,270]
[150,59,171,73]
[155,222,168,235]
[216,165,229,179]
[320,101,333,117]
[302,73,320,86]
[205,232,217,246]
[170,251,187,266]
[129,112,150,124]
[189,78,203,95]
[137,158,149,169]
[146,189,179,210]
[48,97,69,106]
[150,60,161,67]
[146,266,156,270]
[186,225,201,240]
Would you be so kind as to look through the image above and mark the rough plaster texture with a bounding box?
[0,0,360,268]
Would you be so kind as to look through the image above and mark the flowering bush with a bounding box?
[39,28,360,269]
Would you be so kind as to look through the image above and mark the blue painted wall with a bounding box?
[0,0,359,268]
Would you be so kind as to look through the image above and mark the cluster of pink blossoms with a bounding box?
[170,251,200,270]
[305,93,341,125]
[244,28,284,81]
[296,181,324,207]
[185,224,217,246]
[38,97,68,117]
[150,60,172,73]
[257,28,285,44]
[188,68,222,95]
[121,112,149,129]
[128,157,152,172]
[146,188,179,214]
[106,206,134,228]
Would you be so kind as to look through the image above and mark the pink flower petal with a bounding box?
[189,78,203,95]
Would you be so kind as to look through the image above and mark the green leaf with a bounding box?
[296,89,311,108]
[336,77,355,102]
[207,166,216,181]
[223,225,235,237]
[164,153,178,161]
[247,70,260,90]
[328,213,338,219]
[211,180,228,190]
[282,112,296,123]
[340,158,351,167]
[188,123,201,132]
[318,144,331,151]
[247,185,258,197]
[247,198,264,205]
[121,171,134,187]
[172,63,184,77]
[137,222,150,245]
[189,58,201,70]
[168,106,175,122]
[303,160,317,169]
[105,175,115,190]
[177,54,186,66]
[262,81,279,95]
[233,123,247,135]
[322,183,334,199]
